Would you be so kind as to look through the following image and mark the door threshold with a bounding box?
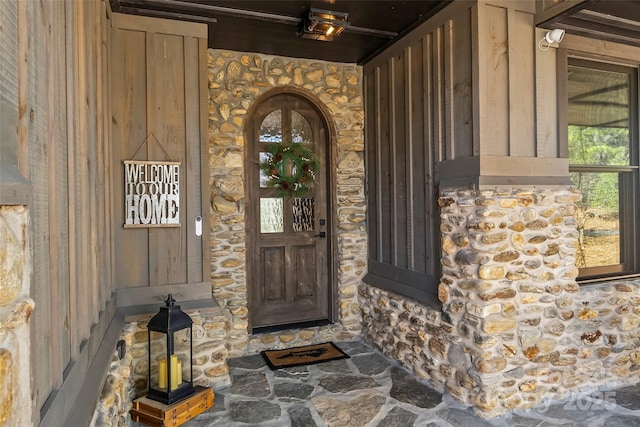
[252,319,332,335]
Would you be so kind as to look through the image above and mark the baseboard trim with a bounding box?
[39,295,121,427]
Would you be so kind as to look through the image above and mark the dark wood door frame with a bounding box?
[244,86,338,332]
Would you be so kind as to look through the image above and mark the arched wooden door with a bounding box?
[247,93,332,330]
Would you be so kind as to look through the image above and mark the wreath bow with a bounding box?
[259,142,319,197]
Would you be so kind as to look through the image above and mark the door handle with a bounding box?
[315,231,326,238]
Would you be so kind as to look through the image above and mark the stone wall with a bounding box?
[360,187,640,418]
[207,49,366,354]
[90,327,135,427]
[438,187,585,416]
[94,51,368,422]
[91,309,232,425]
[0,206,34,427]
[359,284,453,389]
[126,308,232,398]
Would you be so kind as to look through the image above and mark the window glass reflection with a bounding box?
[291,111,313,143]
[260,110,282,143]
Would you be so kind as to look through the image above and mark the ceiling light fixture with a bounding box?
[300,8,349,41]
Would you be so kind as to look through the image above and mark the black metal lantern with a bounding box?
[147,294,195,404]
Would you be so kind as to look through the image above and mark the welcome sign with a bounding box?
[124,160,180,227]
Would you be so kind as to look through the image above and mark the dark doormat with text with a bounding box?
[261,342,350,370]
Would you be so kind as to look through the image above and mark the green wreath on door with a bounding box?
[259,142,319,198]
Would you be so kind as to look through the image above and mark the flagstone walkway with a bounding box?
[136,340,640,427]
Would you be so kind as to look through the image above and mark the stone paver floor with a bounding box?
[135,340,640,427]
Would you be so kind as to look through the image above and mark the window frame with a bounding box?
[564,57,640,282]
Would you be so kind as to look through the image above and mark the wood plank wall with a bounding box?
[363,2,475,306]
[0,3,19,175]
[110,13,210,307]
[477,1,537,157]
[4,0,114,422]
[362,0,562,304]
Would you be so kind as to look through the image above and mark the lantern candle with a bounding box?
[170,355,180,389]
[158,358,167,389]
[146,294,195,404]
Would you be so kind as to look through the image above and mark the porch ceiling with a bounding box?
[110,1,640,65]
[539,0,640,49]
[109,0,451,64]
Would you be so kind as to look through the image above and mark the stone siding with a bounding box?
[438,187,585,416]
[0,206,34,427]
[359,284,453,390]
[245,324,357,354]
[360,187,640,418]
[207,49,366,353]
[126,309,232,398]
[90,326,135,427]
[94,52,367,422]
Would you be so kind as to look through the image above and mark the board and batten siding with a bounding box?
[363,0,567,306]
[363,2,474,307]
[0,0,115,424]
[110,13,211,306]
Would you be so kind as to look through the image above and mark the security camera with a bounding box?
[544,29,565,44]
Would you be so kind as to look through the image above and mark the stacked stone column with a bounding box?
[437,187,584,416]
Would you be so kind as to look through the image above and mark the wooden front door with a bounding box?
[247,93,331,329]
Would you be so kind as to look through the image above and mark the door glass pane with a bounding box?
[260,198,284,233]
[570,171,620,268]
[259,152,272,188]
[293,198,314,232]
[291,111,313,143]
[260,110,282,143]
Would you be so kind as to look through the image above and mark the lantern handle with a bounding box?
[165,294,176,307]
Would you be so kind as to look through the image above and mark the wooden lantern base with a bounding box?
[130,386,214,427]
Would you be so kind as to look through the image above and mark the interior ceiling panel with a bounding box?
[110,0,451,64]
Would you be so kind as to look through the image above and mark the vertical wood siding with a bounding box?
[111,27,150,288]
[9,0,114,421]
[110,14,210,305]
[0,2,19,166]
[363,4,474,305]
[47,1,71,396]
[477,3,538,156]
[478,3,510,155]
[363,0,557,304]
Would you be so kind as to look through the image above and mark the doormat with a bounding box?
[261,342,350,370]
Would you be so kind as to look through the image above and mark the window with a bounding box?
[567,59,639,280]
